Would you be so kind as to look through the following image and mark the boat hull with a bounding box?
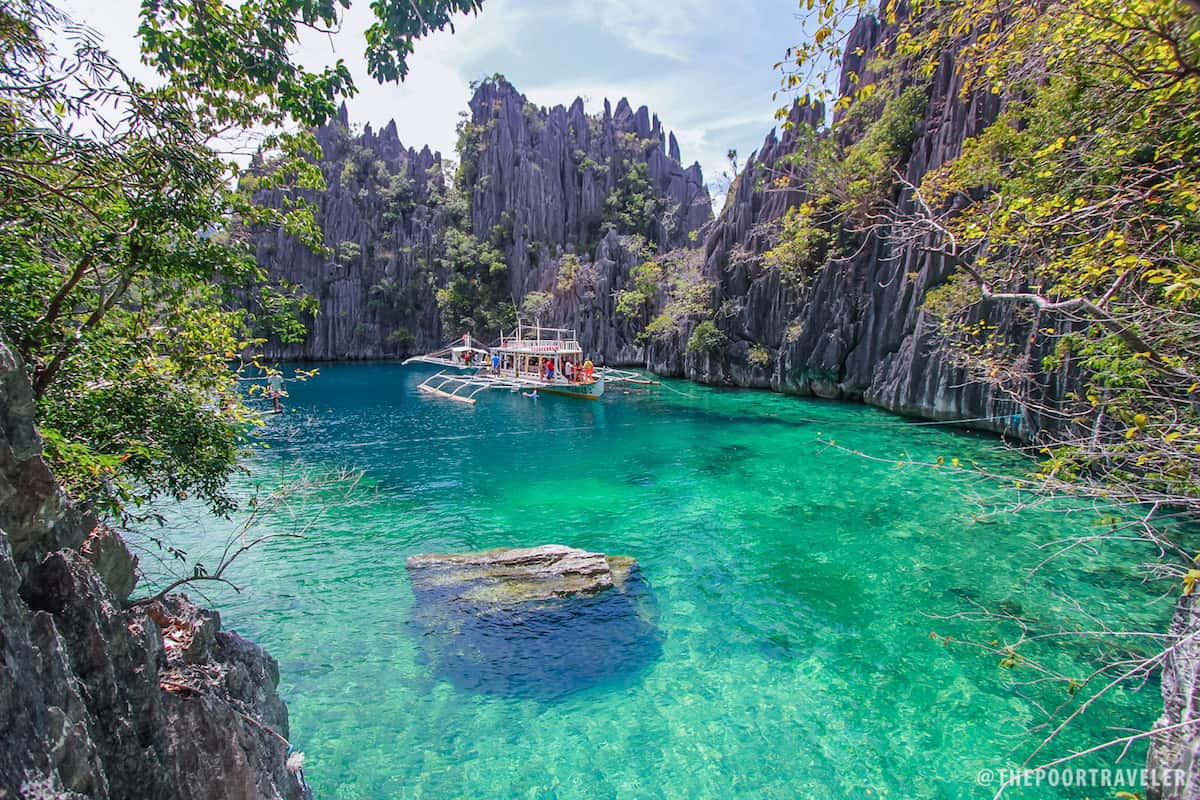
[529,374,604,399]
[537,384,603,400]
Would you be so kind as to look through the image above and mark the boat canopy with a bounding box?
[496,322,584,356]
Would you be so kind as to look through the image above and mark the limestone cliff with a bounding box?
[247,50,1071,439]
[462,78,711,295]
[621,14,1077,441]
[250,106,450,361]
[1147,595,1200,800]
[249,80,712,361]
[0,340,306,800]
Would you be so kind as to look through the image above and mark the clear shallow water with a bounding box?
[144,363,1175,799]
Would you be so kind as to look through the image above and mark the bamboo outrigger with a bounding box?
[403,321,655,405]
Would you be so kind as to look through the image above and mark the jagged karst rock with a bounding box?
[80,525,138,603]
[249,79,712,362]
[0,337,306,800]
[464,78,712,296]
[245,53,1064,441]
[543,227,667,366]
[407,545,660,698]
[0,340,90,573]
[617,13,1072,443]
[250,105,449,362]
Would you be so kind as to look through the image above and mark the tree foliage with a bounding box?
[615,247,713,345]
[686,321,726,355]
[615,258,663,322]
[0,0,482,519]
[779,0,1200,518]
[604,161,659,241]
[520,291,552,322]
[907,0,1198,518]
[778,0,1200,780]
[434,228,514,336]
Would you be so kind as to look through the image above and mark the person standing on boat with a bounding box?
[267,372,285,414]
[583,359,594,383]
[491,352,500,374]
[543,359,554,381]
[564,359,575,383]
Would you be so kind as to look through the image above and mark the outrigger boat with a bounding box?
[403,321,655,405]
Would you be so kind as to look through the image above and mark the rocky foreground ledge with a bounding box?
[0,340,306,800]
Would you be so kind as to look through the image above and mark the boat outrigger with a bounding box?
[403,321,655,405]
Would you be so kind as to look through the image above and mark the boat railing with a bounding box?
[485,361,598,383]
[497,339,581,353]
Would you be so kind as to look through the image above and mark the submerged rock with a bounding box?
[406,544,636,603]
[406,545,660,699]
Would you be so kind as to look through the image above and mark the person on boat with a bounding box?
[564,359,575,382]
[543,359,554,381]
[267,372,285,414]
[461,349,471,366]
[583,359,594,382]
[491,352,501,374]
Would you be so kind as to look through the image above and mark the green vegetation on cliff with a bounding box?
[435,228,515,335]
[781,0,1200,518]
[776,0,1200,778]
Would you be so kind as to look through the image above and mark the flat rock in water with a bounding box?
[406,544,637,604]
[406,545,659,697]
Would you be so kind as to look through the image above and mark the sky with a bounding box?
[62,0,817,206]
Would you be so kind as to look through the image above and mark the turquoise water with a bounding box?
[144,363,1176,799]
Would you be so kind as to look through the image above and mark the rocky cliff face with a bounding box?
[463,78,711,296]
[251,106,450,361]
[248,47,1072,439]
[1147,595,1200,800]
[0,339,306,800]
[625,14,1075,440]
[250,80,712,361]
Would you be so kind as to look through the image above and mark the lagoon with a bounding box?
[145,363,1169,799]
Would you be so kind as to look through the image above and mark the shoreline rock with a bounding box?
[0,337,305,800]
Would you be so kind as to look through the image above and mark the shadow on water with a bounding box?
[409,572,663,701]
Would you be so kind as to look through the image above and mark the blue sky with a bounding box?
[64,0,817,206]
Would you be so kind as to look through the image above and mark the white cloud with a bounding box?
[567,0,714,62]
